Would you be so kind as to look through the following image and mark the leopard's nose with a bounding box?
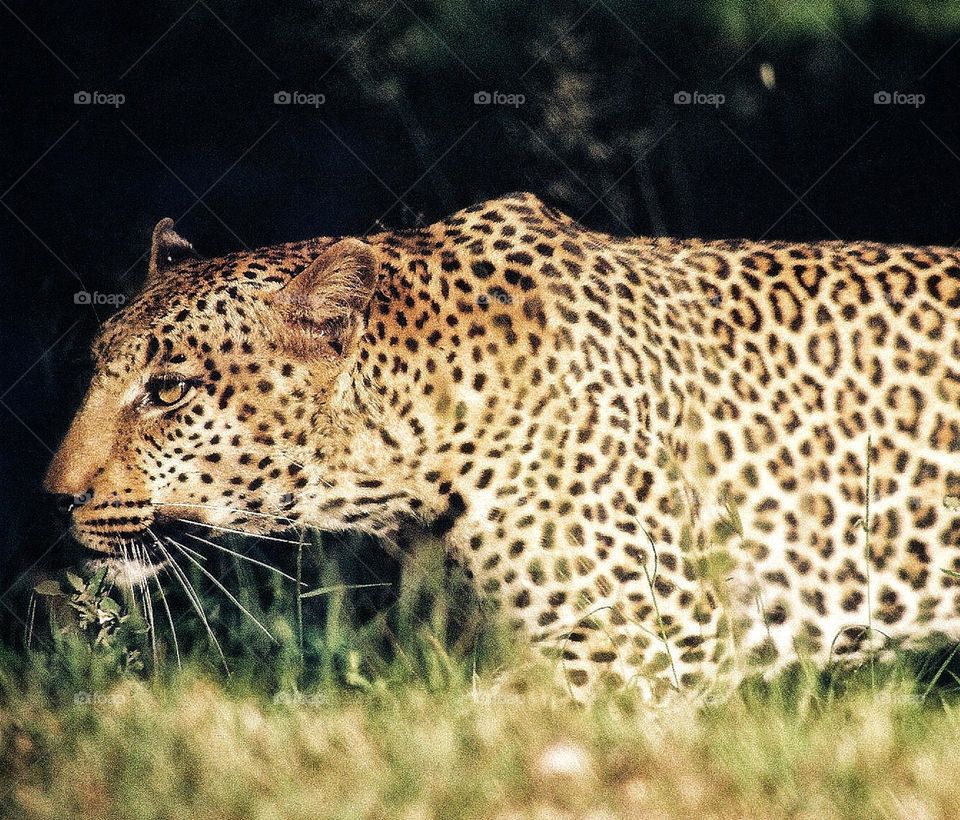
[47,490,93,526]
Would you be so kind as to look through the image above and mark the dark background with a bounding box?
[2,0,959,630]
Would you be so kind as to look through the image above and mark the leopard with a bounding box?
[44,191,960,699]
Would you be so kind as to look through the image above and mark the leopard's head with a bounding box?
[44,219,408,580]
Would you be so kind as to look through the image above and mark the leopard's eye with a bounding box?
[147,376,193,407]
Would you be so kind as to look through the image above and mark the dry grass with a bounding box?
[3,658,960,819]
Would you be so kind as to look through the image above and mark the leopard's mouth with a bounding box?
[74,518,199,582]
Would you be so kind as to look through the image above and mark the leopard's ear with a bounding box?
[266,238,379,357]
[148,218,197,280]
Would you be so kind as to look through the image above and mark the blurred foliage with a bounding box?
[714,0,960,38]
[17,532,518,698]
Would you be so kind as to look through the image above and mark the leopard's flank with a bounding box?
[45,192,960,698]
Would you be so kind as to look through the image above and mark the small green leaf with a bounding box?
[33,580,63,597]
[88,566,108,595]
[99,597,121,614]
[65,571,86,593]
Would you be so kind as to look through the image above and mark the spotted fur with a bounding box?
[44,192,960,697]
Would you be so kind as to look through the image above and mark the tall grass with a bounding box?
[5,524,960,817]
[17,529,519,698]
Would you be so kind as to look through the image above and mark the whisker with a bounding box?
[121,541,146,634]
[171,518,310,546]
[142,546,181,670]
[118,539,149,636]
[166,537,277,644]
[163,555,228,669]
[147,527,228,671]
[171,514,388,598]
[174,539,207,563]
[134,542,159,670]
[118,540,135,598]
[183,531,302,584]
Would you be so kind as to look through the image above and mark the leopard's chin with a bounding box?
[72,521,185,586]
[86,552,168,587]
